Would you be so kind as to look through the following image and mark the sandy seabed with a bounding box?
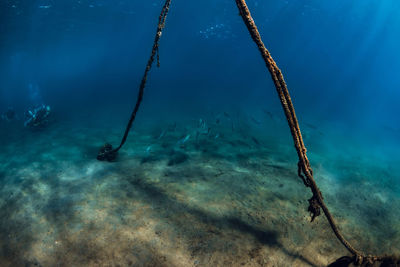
[0,116,399,267]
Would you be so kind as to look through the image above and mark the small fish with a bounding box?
[169,122,177,132]
[251,136,260,145]
[157,129,166,139]
[178,134,190,145]
[145,145,152,153]
[39,5,51,8]
[304,122,317,130]
[198,120,209,135]
[223,112,231,119]
[263,109,275,121]
[251,116,261,125]
[198,130,206,136]
[235,140,251,148]
[199,118,207,130]
[214,133,220,139]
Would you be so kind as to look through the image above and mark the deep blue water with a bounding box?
[1,0,400,125]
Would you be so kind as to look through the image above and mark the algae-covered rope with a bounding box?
[97,0,172,161]
[234,0,399,266]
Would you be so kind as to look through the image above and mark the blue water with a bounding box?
[0,0,399,266]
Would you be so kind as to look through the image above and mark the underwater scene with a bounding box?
[1,0,400,266]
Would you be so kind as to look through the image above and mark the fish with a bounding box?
[199,118,207,130]
[304,122,317,130]
[303,122,324,135]
[223,112,231,119]
[251,116,261,125]
[178,134,190,145]
[251,136,260,145]
[1,108,15,121]
[157,129,166,139]
[145,145,152,153]
[168,122,176,132]
[197,118,211,135]
[214,133,220,139]
[263,109,275,121]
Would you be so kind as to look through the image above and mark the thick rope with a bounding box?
[97,0,172,161]
[234,0,399,266]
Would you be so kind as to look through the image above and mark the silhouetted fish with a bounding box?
[263,109,275,121]
[169,122,177,131]
[304,122,317,130]
[251,136,260,145]
[157,129,166,139]
[251,116,261,125]
[223,112,231,119]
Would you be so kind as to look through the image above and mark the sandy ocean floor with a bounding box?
[0,113,399,266]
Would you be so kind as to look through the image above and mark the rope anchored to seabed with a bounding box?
[97,0,172,161]
[234,0,399,266]
[97,0,398,265]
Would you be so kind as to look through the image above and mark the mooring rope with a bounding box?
[97,0,172,161]
[234,0,399,266]
[96,0,398,265]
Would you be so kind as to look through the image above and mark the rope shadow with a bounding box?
[113,170,320,266]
